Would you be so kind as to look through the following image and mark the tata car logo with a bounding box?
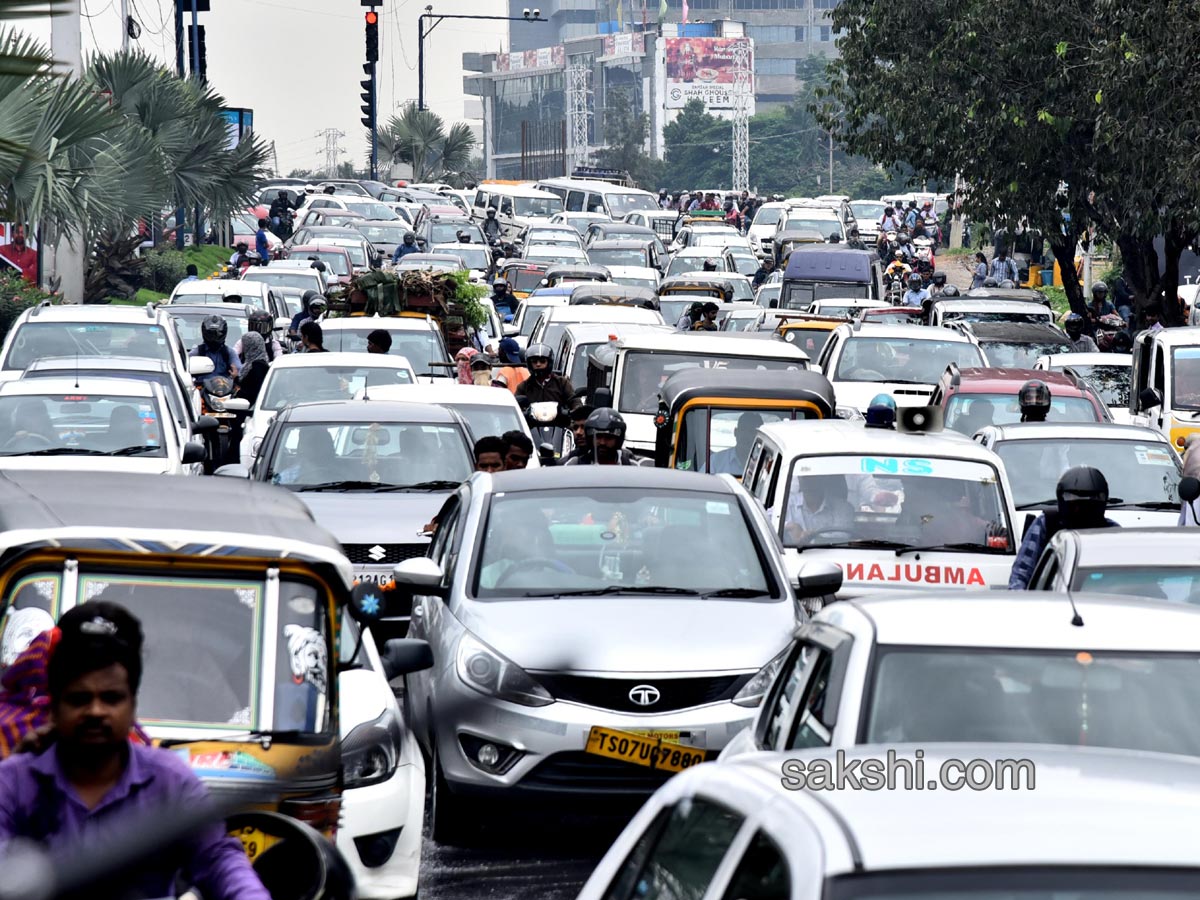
[629,684,661,707]
[367,545,387,562]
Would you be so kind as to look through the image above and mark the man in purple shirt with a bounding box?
[0,601,268,900]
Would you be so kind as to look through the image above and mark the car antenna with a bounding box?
[74,351,79,390]
[1066,590,1084,627]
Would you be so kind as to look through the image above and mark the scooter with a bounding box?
[196,374,249,468]
[523,400,569,464]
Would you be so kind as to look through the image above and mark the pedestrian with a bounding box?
[455,347,479,384]
[971,252,988,289]
[0,225,37,284]
[255,218,271,265]
[366,329,391,354]
[182,264,199,282]
[1142,303,1165,334]
[988,248,1018,283]
[300,320,326,352]
[473,435,507,473]
[502,431,534,469]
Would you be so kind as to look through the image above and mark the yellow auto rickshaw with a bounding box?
[777,314,847,361]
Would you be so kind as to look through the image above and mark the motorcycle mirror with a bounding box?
[188,356,215,376]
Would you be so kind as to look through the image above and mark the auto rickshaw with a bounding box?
[653,368,836,474]
[543,263,611,288]
[0,471,427,853]
[500,260,550,299]
[569,282,659,311]
[776,314,846,362]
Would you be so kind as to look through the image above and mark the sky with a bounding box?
[20,0,507,176]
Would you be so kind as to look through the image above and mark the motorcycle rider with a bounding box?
[1018,379,1052,422]
[692,301,720,331]
[190,314,239,381]
[515,343,578,410]
[885,251,913,282]
[496,337,529,394]
[269,190,297,238]
[988,248,1019,283]
[391,231,420,264]
[1064,312,1099,351]
[288,291,327,343]
[234,308,283,363]
[701,257,720,272]
[456,229,473,244]
[228,242,251,270]
[901,272,930,308]
[845,227,867,251]
[482,208,503,244]
[559,404,594,464]
[491,278,518,318]
[928,271,948,297]
[752,257,776,289]
[1009,466,1118,589]
[879,206,902,233]
[564,407,647,466]
[658,188,671,209]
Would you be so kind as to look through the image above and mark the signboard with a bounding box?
[495,45,565,73]
[664,37,753,110]
[218,108,254,150]
[601,32,645,59]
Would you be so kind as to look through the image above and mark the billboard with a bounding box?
[218,108,254,150]
[495,45,565,73]
[663,37,753,110]
[601,32,645,59]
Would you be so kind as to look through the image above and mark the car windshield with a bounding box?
[678,407,818,475]
[4,322,173,370]
[978,337,1073,368]
[0,392,166,457]
[322,215,365,229]
[834,337,985,383]
[260,365,415,411]
[756,285,782,307]
[752,207,782,227]
[472,488,776,598]
[344,202,397,220]
[618,350,806,414]
[727,252,758,276]
[611,275,658,291]
[295,251,351,276]
[356,224,409,243]
[945,393,1101,434]
[1053,363,1130,407]
[455,404,524,441]
[507,267,548,293]
[170,313,247,350]
[242,271,320,292]
[942,310,1051,325]
[783,327,835,359]
[428,223,473,244]
[850,202,886,222]
[513,196,563,217]
[691,232,740,248]
[433,245,489,269]
[518,303,558,337]
[666,256,720,277]
[526,251,587,266]
[781,455,1011,551]
[588,248,647,268]
[782,282,870,308]
[782,215,838,235]
[1171,347,1200,410]
[327,243,367,266]
[321,328,447,374]
[1072,566,1200,602]
[993,438,1180,509]
[830,868,1200,900]
[22,369,186,429]
[861,646,1200,755]
[606,193,656,217]
[267,421,471,488]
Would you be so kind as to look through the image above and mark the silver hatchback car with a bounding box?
[398,466,837,845]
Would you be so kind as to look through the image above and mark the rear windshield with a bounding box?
[4,322,172,370]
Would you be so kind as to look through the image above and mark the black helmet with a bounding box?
[702,258,719,272]
[248,308,273,337]
[525,342,553,367]
[1018,379,1051,421]
[585,407,627,446]
[659,188,667,197]
[201,314,227,348]
[940,284,960,297]
[402,232,415,244]
[300,290,323,313]
[907,272,922,287]
[931,272,947,286]
[1091,280,1109,298]
[1056,465,1109,528]
[1063,312,1085,337]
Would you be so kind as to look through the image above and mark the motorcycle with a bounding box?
[885,271,907,304]
[196,374,249,468]
[912,236,936,282]
[523,400,569,464]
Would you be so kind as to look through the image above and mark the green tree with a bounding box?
[592,88,663,189]
[661,100,727,190]
[376,104,475,183]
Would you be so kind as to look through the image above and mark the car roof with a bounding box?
[935,298,1053,312]
[593,223,654,235]
[962,322,1069,340]
[0,375,156,397]
[545,305,661,323]
[23,356,172,373]
[588,239,651,250]
[949,366,1089,394]
[289,244,352,255]
[164,304,251,318]
[479,464,740,493]
[841,322,974,342]
[279,399,459,424]
[985,422,1168,442]
[615,332,807,358]
[561,323,672,343]
[1064,526,1200,569]
[17,304,167,324]
[173,280,269,296]
[1133,325,1200,347]
[713,743,1200,872]
[319,317,437,333]
[360,383,521,407]
[268,351,416,371]
[757,417,983,456]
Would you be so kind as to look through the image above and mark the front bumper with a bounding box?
[338,761,424,900]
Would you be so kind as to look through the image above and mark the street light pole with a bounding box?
[418,7,547,112]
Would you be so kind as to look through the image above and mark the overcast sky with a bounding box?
[21,0,506,176]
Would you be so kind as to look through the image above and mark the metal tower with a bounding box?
[567,63,592,174]
[730,39,752,192]
[317,128,346,178]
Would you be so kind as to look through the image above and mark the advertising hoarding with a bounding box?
[496,45,565,73]
[663,37,753,110]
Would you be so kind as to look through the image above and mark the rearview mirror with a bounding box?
[347,582,386,624]
[1180,476,1200,504]
[591,386,613,408]
[188,356,215,376]
[181,441,207,465]
[381,638,434,680]
[222,398,251,412]
[190,415,219,434]
[214,463,250,478]
[274,317,291,331]
[502,324,519,337]
[796,561,843,599]
[393,557,445,591]
[1139,387,1163,410]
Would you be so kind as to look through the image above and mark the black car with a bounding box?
[952,321,1073,369]
[416,215,484,250]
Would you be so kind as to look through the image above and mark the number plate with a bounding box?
[584,726,706,773]
[353,569,392,585]
[231,825,280,862]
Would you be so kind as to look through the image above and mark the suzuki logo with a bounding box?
[367,544,387,562]
[629,684,660,707]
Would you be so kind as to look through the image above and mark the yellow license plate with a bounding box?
[231,825,281,863]
[585,726,706,773]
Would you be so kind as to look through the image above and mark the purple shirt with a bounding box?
[0,742,269,900]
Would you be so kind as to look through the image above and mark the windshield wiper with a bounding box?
[700,587,772,599]
[106,445,162,456]
[296,480,398,492]
[158,729,307,750]
[1109,500,1179,510]
[2,447,104,457]
[521,585,699,598]
[391,480,462,491]
[798,538,908,552]
[896,542,1010,556]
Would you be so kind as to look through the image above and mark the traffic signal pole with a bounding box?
[362,6,379,181]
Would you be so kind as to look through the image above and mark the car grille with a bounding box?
[341,543,427,565]
[521,752,676,794]
[534,674,750,713]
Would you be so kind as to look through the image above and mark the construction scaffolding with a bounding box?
[730,40,752,193]
[567,62,592,174]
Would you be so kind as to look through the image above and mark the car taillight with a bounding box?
[280,796,341,838]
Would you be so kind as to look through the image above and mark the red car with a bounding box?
[931,365,1112,436]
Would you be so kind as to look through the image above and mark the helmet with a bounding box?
[402,232,415,244]
[998,279,1016,289]
[1056,465,1109,528]
[865,393,896,429]
[200,314,227,347]
[702,258,719,271]
[1018,379,1051,421]
[248,308,273,337]
[300,290,323,314]
[893,251,904,260]
[1091,280,1109,298]
[898,234,910,245]
[982,277,999,288]
[907,273,922,287]
[525,342,553,367]
[584,407,627,447]
[940,284,960,297]
[492,278,507,291]
[486,208,497,217]
[659,188,667,197]
[931,272,947,286]
[1063,312,1085,337]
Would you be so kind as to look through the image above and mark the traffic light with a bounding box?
[360,70,375,130]
[365,10,379,62]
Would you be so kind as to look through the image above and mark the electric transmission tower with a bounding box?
[730,40,752,192]
[567,63,592,174]
[317,128,346,178]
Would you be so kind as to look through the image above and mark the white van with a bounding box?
[470,183,563,240]
[534,177,659,222]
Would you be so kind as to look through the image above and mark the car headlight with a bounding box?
[456,632,553,707]
[342,708,402,788]
[732,646,790,708]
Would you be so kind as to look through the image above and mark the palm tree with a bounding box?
[376,103,475,182]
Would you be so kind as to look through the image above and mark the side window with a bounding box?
[488,194,500,210]
[1030,548,1059,591]
[744,438,765,488]
[817,333,840,372]
[751,448,778,506]
[760,640,811,750]
[787,649,834,748]
[719,830,790,900]
[566,190,585,212]
[587,193,606,213]
[428,497,461,573]
[602,798,744,900]
[473,190,487,209]
[500,198,514,216]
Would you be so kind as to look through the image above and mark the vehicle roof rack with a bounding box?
[30,299,53,316]
[945,361,963,387]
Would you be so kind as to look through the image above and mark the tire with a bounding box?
[429,746,479,847]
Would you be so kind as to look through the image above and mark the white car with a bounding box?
[238,351,418,466]
[522,243,589,267]
[807,297,893,320]
[0,376,206,475]
[664,247,733,278]
[338,619,426,900]
[744,418,1019,594]
[814,322,986,412]
[929,297,1056,328]
[167,278,290,323]
[604,264,660,292]
[748,200,787,257]
[519,225,586,249]
[1036,352,1132,423]
[528,303,665,351]
[430,243,491,282]
[504,295,571,350]
[240,264,329,298]
[319,317,452,383]
[548,211,610,235]
[973,422,1182,527]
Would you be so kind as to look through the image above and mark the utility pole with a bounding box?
[318,129,346,178]
[828,130,834,193]
[49,0,83,301]
[121,0,130,51]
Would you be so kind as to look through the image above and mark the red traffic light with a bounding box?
[365,10,378,24]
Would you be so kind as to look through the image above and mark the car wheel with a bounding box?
[429,745,477,847]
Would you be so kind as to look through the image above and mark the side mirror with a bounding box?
[188,356,215,376]
[274,316,291,331]
[381,638,434,680]
[393,557,446,592]
[190,415,220,434]
[592,386,613,408]
[213,463,250,478]
[502,323,519,337]
[796,561,843,599]
[222,398,251,412]
[181,441,207,465]
[1139,387,1163,410]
